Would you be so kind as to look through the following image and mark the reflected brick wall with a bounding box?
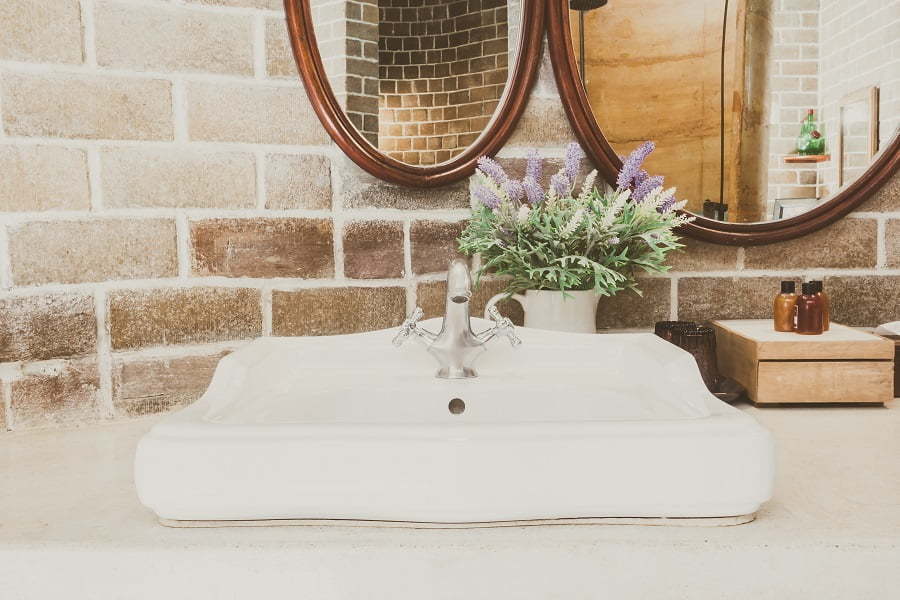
[377,0,509,164]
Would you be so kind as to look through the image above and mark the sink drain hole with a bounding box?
[448,398,465,415]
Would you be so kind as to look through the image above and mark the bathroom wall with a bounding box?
[816,0,900,195]
[377,0,509,165]
[0,0,898,432]
[765,0,821,205]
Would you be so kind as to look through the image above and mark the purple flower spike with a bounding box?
[616,141,656,190]
[658,197,676,213]
[632,169,649,188]
[504,179,524,205]
[476,156,508,186]
[474,186,501,210]
[564,142,585,183]
[522,176,544,205]
[551,172,571,197]
[525,149,543,186]
[633,175,664,203]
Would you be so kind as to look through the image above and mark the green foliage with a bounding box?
[458,182,693,297]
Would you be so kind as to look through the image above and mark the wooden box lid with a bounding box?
[712,319,894,360]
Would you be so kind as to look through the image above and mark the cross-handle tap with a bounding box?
[392,259,521,379]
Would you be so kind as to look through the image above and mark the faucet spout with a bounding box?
[445,259,472,304]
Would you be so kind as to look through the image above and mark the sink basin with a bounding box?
[135,318,774,524]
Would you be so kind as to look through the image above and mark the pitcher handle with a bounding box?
[484,293,526,320]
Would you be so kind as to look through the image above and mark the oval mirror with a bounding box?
[548,0,899,244]
[285,0,544,187]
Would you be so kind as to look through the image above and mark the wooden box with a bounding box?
[712,320,895,405]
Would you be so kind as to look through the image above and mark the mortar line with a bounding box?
[175,214,191,279]
[669,277,679,320]
[253,14,267,80]
[261,286,273,336]
[81,0,98,66]
[93,287,114,419]
[172,80,189,143]
[0,224,11,289]
[87,148,104,211]
[255,151,267,210]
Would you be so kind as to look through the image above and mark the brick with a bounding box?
[0,294,96,362]
[887,220,900,268]
[265,154,332,210]
[190,218,334,278]
[2,73,173,141]
[101,148,256,209]
[272,287,406,336]
[109,287,262,350]
[112,351,230,417]
[0,146,90,212]
[0,0,83,64]
[186,82,328,145]
[338,156,470,209]
[667,238,740,272]
[595,278,671,330]
[678,277,787,322]
[743,219,877,269]
[416,278,524,325]
[824,276,900,327]
[343,221,405,279]
[95,1,253,75]
[266,17,295,78]
[862,172,899,211]
[410,220,468,274]
[507,98,576,147]
[9,219,177,286]
[9,359,103,429]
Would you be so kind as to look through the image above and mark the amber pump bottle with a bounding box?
[795,282,824,335]
[810,280,830,331]
[773,281,798,332]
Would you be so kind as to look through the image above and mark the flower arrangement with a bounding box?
[458,141,694,296]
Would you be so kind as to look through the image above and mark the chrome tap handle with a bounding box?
[486,306,522,347]
[393,306,436,346]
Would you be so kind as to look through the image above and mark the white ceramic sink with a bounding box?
[135,318,774,524]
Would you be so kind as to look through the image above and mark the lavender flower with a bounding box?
[474,185,501,210]
[615,141,656,191]
[522,176,544,205]
[633,175,664,203]
[632,169,649,188]
[563,142,585,184]
[503,179,524,205]
[658,195,677,213]
[476,156,508,186]
[550,171,571,198]
[525,149,543,186]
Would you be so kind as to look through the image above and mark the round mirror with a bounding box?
[548,0,899,242]
[285,0,544,186]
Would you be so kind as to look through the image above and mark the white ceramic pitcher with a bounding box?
[484,289,599,333]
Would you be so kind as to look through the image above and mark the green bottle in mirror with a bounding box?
[797,109,825,155]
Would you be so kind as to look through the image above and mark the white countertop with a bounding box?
[2,404,898,599]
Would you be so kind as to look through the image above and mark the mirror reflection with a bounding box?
[312,0,521,165]
[569,0,899,223]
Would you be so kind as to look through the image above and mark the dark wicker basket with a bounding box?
[569,0,608,11]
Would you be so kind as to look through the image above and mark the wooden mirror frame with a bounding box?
[284,0,545,187]
[546,1,900,246]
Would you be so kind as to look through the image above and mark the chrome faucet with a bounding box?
[392,259,521,379]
